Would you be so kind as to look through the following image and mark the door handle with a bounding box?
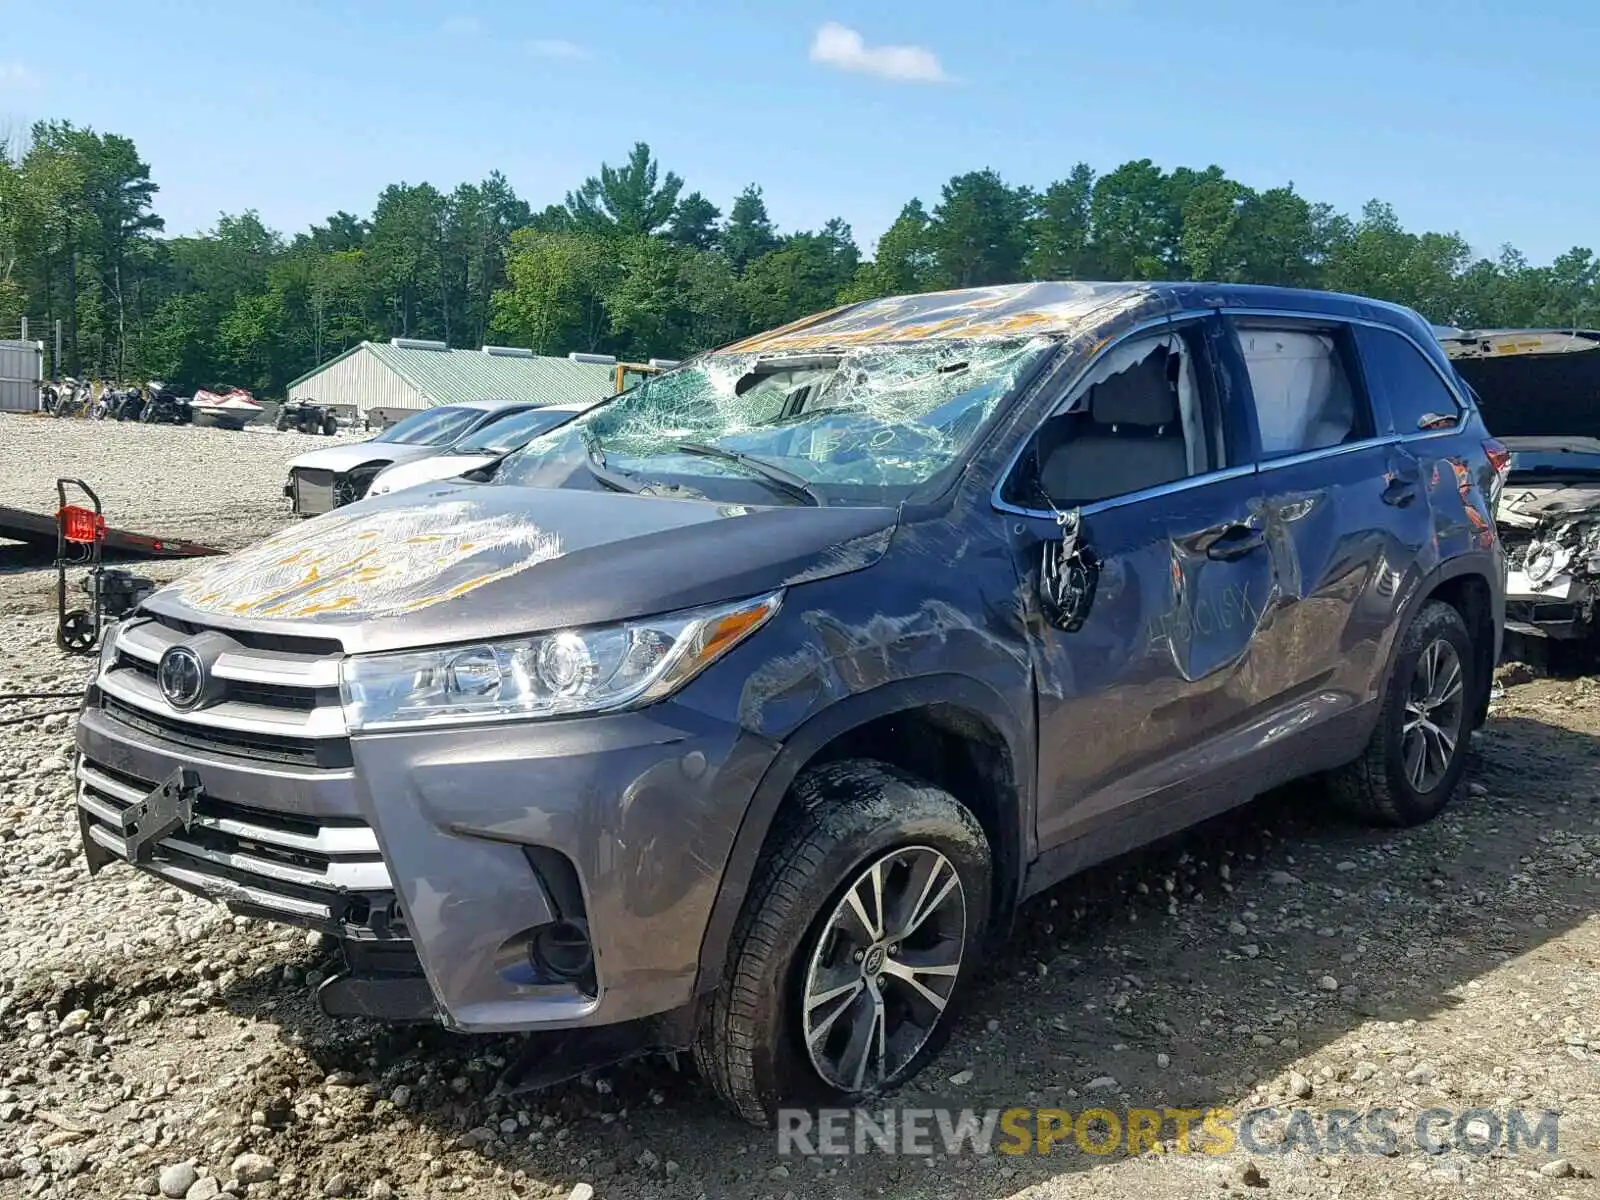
[1201,522,1266,561]
[1381,477,1419,507]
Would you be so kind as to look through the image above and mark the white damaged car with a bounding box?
[1440,328,1600,644]
[367,400,599,499]
[283,400,542,516]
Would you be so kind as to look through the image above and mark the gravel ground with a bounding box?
[0,412,363,613]
[2,413,1599,1200]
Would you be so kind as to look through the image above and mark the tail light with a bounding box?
[1483,438,1511,479]
[1483,438,1511,510]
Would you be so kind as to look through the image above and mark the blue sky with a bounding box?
[2,0,1595,264]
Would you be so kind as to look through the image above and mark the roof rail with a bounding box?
[389,337,449,351]
[568,352,618,365]
[481,345,535,357]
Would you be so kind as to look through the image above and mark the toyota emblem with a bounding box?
[157,646,206,711]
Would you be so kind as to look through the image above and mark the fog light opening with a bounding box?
[530,919,593,982]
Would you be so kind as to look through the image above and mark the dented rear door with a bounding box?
[1223,314,1433,750]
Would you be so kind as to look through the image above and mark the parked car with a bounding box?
[1438,329,1600,647]
[1488,437,1600,642]
[282,399,541,516]
[366,400,600,499]
[73,281,1505,1125]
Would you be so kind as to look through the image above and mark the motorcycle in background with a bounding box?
[51,377,90,419]
[110,384,142,421]
[138,381,192,425]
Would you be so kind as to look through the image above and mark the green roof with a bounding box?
[288,342,617,407]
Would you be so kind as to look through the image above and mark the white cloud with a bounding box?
[441,15,482,35]
[808,22,950,84]
[0,63,40,90]
[528,38,589,60]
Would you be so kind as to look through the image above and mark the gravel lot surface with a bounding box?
[2,412,1599,1199]
[0,413,363,612]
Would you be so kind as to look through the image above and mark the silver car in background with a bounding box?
[283,399,542,516]
[366,400,600,499]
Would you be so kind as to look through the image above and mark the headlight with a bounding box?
[96,619,122,679]
[1525,542,1569,585]
[339,590,782,731]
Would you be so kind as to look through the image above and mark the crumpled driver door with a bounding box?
[1016,465,1276,854]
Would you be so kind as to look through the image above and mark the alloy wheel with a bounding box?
[1402,637,1465,793]
[800,845,966,1092]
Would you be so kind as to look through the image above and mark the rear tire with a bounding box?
[695,760,991,1126]
[1329,599,1476,826]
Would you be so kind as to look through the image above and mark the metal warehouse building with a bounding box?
[286,339,621,425]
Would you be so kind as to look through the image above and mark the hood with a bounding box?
[143,484,898,653]
[368,453,498,498]
[1499,482,1600,527]
[285,441,441,473]
[1503,435,1600,456]
[1446,332,1600,439]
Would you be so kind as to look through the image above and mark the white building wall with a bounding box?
[287,345,427,415]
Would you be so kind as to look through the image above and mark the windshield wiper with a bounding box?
[571,425,647,493]
[674,442,823,506]
[581,457,648,495]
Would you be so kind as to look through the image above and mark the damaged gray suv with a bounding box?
[74,282,1506,1125]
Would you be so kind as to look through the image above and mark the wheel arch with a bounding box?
[1386,553,1501,730]
[695,675,1033,990]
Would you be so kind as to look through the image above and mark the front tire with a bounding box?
[1329,599,1476,826]
[695,760,991,1126]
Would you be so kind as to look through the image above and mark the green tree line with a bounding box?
[2,121,1597,394]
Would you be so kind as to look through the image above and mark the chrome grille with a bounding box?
[98,616,351,769]
[76,755,400,937]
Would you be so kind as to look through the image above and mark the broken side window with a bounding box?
[1008,330,1211,509]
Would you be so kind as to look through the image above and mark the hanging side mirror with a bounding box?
[1039,508,1100,632]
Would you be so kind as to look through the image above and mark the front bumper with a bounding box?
[75,697,779,1033]
[1504,568,1593,639]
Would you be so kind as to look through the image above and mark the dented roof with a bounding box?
[721,282,1156,353]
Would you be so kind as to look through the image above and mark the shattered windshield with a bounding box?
[493,337,1051,504]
